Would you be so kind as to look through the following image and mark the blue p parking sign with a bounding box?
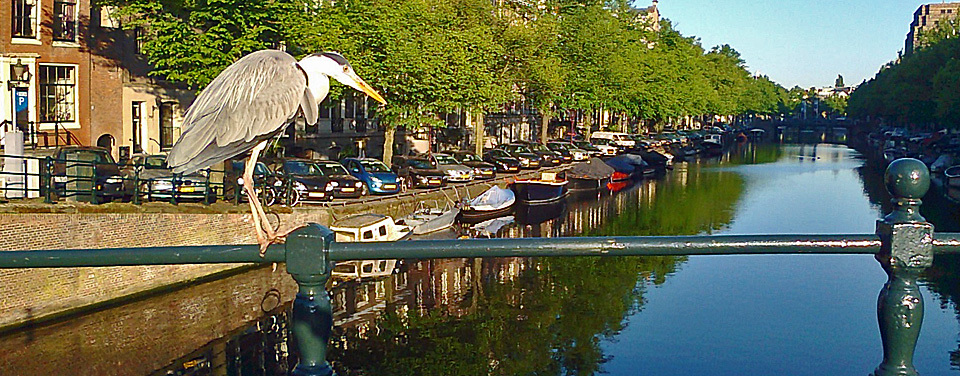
[14,90,28,113]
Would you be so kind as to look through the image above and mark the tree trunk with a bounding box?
[474,112,484,156]
[584,110,593,140]
[540,110,550,144]
[383,126,396,168]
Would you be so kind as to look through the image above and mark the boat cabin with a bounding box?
[330,213,409,242]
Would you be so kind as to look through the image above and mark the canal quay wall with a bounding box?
[0,173,523,330]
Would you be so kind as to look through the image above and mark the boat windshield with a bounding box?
[360,160,390,172]
[285,161,323,176]
[434,155,459,165]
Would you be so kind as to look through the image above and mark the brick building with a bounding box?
[905,2,960,55]
[1,0,192,160]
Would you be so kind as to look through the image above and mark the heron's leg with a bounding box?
[243,140,275,254]
[246,140,276,237]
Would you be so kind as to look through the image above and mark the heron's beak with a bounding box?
[347,73,387,105]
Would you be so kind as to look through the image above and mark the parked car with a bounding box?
[121,153,211,203]
[341,158,401,195]
[447,150,497,179]
[483,148,525,171]
[426,153,474,183]
[547,141,589,162]
[586,138,619,156]
[272,159,334,204]
[314,160,365,198]
[229,160,281,206]
[391,155,447,189]
[516,141,565,166]
[48,146,124,202]
[504,143,558,167]
[572,140,606,157]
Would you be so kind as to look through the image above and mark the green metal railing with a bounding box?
[0,158,957,375]
[0,153,283,206]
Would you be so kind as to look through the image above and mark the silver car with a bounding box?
[428,153,474,182]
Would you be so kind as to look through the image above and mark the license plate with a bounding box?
[383,184,397,190]
[342,187,355,192]
[308,192,325,198]
[509,167,518,172]
[179,187,195,193]
[429,180,441,185]
[482,171,493,175]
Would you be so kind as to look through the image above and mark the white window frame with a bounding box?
[37,64,80,130]
[52,0,80,48]
[11,0,41,45]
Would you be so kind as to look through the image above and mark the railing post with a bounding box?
[285,224,336,376]
[873,158,934,376]
[42,156,53,203]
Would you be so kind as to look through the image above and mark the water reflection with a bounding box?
[5,141,960,375]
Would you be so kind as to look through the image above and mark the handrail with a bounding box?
[0,158,943,375]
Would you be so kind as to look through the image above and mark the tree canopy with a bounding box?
[103,0,789,132]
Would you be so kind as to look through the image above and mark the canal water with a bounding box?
[2,142,959,375]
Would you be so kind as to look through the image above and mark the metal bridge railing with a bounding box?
[1,158,956,376]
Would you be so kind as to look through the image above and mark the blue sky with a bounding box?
[653,0,933,89]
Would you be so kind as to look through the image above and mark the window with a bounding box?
[132,101,143,153]
[39,65,77,124]
[11,0,37,39]
[159,102,175,150]
[53,0,77,42]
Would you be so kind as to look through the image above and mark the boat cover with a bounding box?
[569,157,615,179]
[467,186,516,211]
[604,154,648,174]
[634,149,669,166]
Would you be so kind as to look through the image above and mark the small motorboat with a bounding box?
[567,157,615,192]
[511,172,569,204]
[701,134,723,157]
[458,186,516,224]
[330,213,412,280]
[398,202,460,235]
[945,165,960,188]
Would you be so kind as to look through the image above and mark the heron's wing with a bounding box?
[300,90,318,126]
[167,50,307,174]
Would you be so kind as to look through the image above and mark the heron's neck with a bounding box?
[297,57,331,104]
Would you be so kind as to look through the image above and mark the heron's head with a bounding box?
[301,52,386,105]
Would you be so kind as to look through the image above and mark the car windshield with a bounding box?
[254,162,271,176]
[62,150,116,164]
[359,160,390,172]
[507,145,533,154]
[434,155,458,165]
[591,138,611,146]
[142,156,167,169]
[458,153,481,162]
[408,159,434,169]
[527,143,549,152]
[285,161,323,176]
[574,141,595,149]
[318,163,349,175]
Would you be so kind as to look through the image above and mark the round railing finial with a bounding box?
[884,158,930,200]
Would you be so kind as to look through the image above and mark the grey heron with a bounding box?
[166,50,386,255]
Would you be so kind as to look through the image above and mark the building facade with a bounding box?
[2,1,194,161]
[905,2,960,55]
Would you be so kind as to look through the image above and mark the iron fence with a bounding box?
[0,158,955,375]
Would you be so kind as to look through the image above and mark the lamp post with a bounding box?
[7,58,30,141]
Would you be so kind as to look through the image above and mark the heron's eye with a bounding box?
[343,66,349,73]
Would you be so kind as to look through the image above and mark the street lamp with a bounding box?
[8,59,29,89]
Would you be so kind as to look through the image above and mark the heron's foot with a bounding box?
[258,226,303,257]
[258,232,287,258]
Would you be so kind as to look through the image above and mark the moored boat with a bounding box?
[330,213,412,280]
[567,158,615,192]
[398,202,460,235]
[458,186,515,224]
[511,172,569,204]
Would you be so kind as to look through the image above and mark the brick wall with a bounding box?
[0,210,330,328]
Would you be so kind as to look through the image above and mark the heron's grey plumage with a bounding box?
[167,50,315,175]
